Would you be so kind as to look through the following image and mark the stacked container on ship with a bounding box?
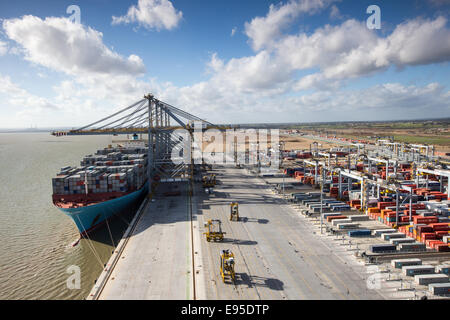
[52,145,149,236]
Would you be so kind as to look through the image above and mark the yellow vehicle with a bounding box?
[220,249,235,283]
[204,219,225,242]
[380,188,395,195]
[230,202,239,221]
[202,174,216,188]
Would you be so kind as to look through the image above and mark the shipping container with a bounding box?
[332,218,352,226]
[382,232,406,241]
[429,283,450,295]
[391,258,422,269]
[372,229,397,237]
[390,238,416,245]
[398,243,426,252]
[337,223,359,229]
[415,274,449,285]
[349,215,370,222]
[370,244,397,253]
[348,230,371,237]
[402,265,435,276]
[436,265,450,275]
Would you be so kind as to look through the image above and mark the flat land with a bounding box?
[288,119,450,153]
[280,135,347,150]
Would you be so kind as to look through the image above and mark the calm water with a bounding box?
[0,133,138,300]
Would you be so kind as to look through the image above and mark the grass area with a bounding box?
[391,135,450,146]
[336,133,449,146]
[287,119,450,131]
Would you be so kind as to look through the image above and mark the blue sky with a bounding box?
[0,0,449,128]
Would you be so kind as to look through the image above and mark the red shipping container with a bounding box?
[436,244,450,252]
[327,216,347,222]
[435,231,450,238]
[400,216,412,223]
[386,212,398,217]
[421,232,436,240]
[417,226,434,234]
[429,223,450,231]
[413,216,439,224]
[350,200,361,207]
[425,240,439,248]
[378,202,396,210]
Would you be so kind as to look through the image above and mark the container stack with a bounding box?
[52,175,69,195]
[108,173,127,192]
[52,146,148,196]
[67,175,85,194]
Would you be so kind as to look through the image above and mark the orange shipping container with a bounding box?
[327,215,347,222]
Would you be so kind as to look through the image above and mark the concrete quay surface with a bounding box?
[95,166,385,300]
[98,182,194,300]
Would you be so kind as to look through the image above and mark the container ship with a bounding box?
[52,145,149,237]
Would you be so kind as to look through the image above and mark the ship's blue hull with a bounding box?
[59,181,148,236]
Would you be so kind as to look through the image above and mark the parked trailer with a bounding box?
[398,243,426,252]
[310,205,327,213]
[373,229,397,237]
[382,232,406,241]
[389,238,416,245]
[305,201,321,208]
[329,204,351,211]
[402,265,435,276]
[370,244,397,253]
[332,218,352,226]
[436,265,450,275]
[337,223,359,230]
[391,258,422,269]
[429,283,450,295]
[348,230,371,237]
[323,212,344,219]
[349,215,370,222]
[415,274,449,285]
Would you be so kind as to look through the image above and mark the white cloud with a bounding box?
[187,16,450,97]
[0,40,8,56]
[244,0,338,51]
[231,27,237,37]
[0,74,60,127]
[152,79,450,123]
[3,15,146,77]
[1,4,449,127]
[149,14,450,121]
[241,0,450,92]
[279,82,450,121]
[112,0,182,31]
[383,16,450,67]
[269,17,450,88]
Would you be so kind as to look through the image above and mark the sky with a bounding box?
[0,0,449,128]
